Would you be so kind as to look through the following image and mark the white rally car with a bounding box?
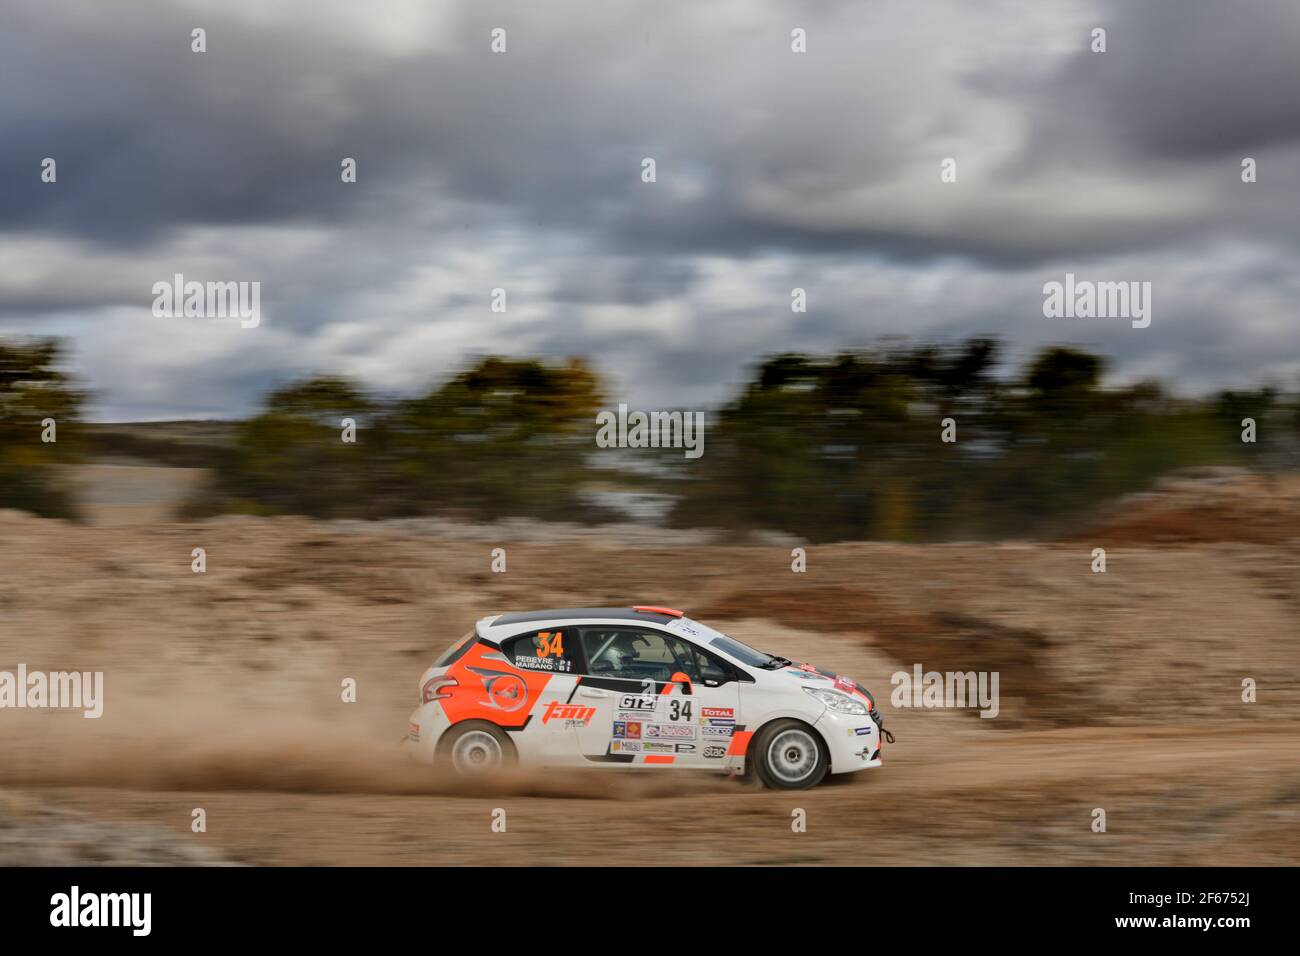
[404,606,891,789]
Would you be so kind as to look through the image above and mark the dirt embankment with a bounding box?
[0,470,1297,865]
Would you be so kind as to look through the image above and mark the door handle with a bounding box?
[578,688,610,699]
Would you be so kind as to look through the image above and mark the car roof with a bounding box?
[479,607,693,643]
[490,607,681,628]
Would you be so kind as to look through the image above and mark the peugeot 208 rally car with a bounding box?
[404,606,891,789]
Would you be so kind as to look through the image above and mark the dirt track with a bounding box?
[1,470,1298,865]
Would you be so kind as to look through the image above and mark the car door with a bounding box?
[572,626,741,768]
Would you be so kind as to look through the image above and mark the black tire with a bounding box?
[436,721,518,776]
[750,718,829,790]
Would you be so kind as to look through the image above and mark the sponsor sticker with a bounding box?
[612,740,643,753]
[703,745,726,759]
[613,720,643,739]
[854,726,872,736]
[618,695,657,711]
[542,701,595,727]
[513,655,573,673]
[701,707,734,719]
[701,725,734,737]
[646,723,695,739]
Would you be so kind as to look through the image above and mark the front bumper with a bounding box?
[815,708,885,774]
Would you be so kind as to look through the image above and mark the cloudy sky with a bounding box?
[2,0,1298,419]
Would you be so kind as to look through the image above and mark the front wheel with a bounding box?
[750,719,828,790]
[437,721,517,776]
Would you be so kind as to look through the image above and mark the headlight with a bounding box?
[802,686,869,716]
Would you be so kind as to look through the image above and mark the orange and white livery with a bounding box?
[404,606,891,789]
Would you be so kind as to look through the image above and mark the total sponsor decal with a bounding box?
[645,723,695,739]
[542,701,596,727]
[698,706,735,728]
[613,720,643,739]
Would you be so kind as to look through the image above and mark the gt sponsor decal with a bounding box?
[645,723,695,739]
[618,694,657,712]
[613,720,643,739]
[542,701,596,727]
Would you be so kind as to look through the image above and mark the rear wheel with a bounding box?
[751,719,828,790]
[438,721,517,776]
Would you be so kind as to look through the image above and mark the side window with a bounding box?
[579,628,698,683]
[692,645,739,686]
[502,629,582,674]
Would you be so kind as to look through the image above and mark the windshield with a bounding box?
[667,617,789,669]
[708,633,783,668]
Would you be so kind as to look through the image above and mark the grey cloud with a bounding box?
[0,0,1297,419]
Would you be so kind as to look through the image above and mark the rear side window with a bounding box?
[502,628,583,674]
[434,631,476,667]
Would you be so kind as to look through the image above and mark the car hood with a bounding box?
[770,660,877,709]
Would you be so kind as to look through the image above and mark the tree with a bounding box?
[0,338,85,517]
